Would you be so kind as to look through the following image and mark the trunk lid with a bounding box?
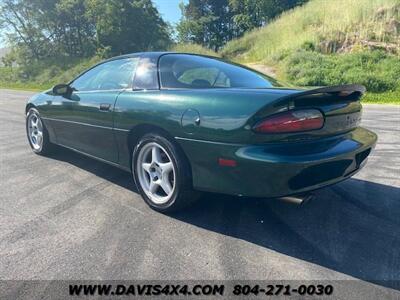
[248,84,365,143]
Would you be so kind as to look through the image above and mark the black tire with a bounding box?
[132,133,198,212]
[26,108,54,155]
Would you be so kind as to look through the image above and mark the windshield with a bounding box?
[159,54,283,89]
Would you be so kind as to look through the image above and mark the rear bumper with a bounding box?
[176,127,377,198]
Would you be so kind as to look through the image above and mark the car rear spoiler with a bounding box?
[253,84,366,121]
[282,84,366,100]
[279,84,367,102]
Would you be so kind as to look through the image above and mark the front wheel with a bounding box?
[132,133,198,212]
[26,108,53,155]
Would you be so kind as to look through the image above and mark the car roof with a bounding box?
[106,51,218,62]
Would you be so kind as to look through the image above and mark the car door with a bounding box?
[50,57,139,162]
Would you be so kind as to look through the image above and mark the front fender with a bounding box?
[25,90,57,142]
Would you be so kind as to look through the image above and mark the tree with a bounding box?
[229,0,265,37]
[0,0,47,60]
[177,0,309,49]
[0,0,96,59]
[1,50,17,67]
[0,0,171,61]
[87,0,171,55]
[177,0,232,51]
[52,0,96,57]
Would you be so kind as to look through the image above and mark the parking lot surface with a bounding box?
[1,89,399,298]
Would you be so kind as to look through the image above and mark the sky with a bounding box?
[153,0,187,25]
[0,0,186,48]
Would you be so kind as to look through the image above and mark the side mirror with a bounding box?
[52,84,72,96]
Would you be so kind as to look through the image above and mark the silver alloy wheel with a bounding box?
[136,142,176,204]
[27,112,44,150]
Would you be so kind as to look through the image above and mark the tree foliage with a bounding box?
[0,0,96,60]
[87,0,171,55]
[177,0,308,50]
[177,0,230,51]
[0,0,171,62]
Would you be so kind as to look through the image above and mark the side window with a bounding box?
[178,68,218,87]
[214,72,230,87]
[177,68,230,88]
[160,54,277,89]
[133,57,159,90]
[71,57,139,91]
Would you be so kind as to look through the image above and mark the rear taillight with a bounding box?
[253,109,324,133]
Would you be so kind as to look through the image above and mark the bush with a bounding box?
[0,67,18,83]
[282,50,400,92]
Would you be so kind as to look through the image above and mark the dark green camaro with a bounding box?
[26,52,377,212]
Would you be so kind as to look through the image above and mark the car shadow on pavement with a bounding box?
[47,147,138,193]
[49,147,400,290]
[170,179,400,290]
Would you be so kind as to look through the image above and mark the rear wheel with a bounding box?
[133,133,198,212]
[26,108,53,155]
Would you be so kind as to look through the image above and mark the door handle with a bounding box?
[99,103,111,111]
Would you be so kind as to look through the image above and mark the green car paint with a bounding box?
[26,52,377,198]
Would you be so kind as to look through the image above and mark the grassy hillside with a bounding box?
[174,0,400,103]
[222,0,399,62]
[220,0,400,103]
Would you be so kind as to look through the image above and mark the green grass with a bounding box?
[220,0,400,104]
[281,50,400,93]
[222,0,400,62]
[0,56,102,92]
[363,89,400,104]
[0,83,45,91]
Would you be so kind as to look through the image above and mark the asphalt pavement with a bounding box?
[0,89,399,298]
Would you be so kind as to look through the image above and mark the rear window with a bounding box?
[159,54,282,89]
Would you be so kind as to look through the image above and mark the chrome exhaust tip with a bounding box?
[279,193,314,205]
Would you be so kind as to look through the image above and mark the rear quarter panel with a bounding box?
[113,88,290,168]
[114,89,291,138]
